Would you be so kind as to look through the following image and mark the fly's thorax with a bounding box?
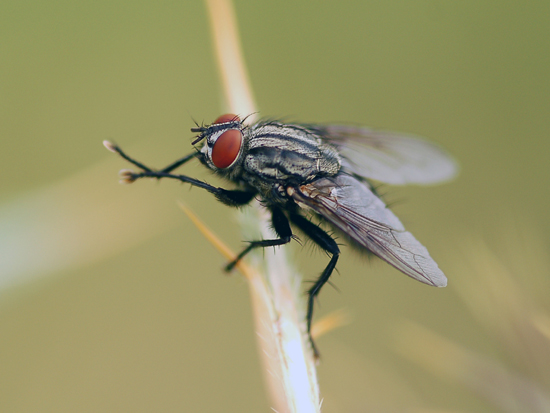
[241,122,342,185]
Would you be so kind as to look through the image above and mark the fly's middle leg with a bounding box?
[225,207,293,271]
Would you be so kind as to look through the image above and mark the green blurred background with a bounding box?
[1,1,549,411]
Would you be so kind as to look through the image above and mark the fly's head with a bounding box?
[192,114,246,178]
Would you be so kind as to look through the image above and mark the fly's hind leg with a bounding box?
[225,207,293,271]
[289,213,340,358]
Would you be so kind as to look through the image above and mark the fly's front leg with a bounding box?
[289,213,340,358]
[104,141,256,207]
[225,207,293,271]
[104,140,198,174]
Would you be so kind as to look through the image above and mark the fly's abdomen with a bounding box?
[243,123,341,183]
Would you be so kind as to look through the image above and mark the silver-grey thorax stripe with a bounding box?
[247,124,322,154]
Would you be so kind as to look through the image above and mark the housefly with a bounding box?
[104,114,457,356]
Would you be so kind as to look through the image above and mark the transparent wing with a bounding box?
[290,174,447,287]
[316,124,458,185]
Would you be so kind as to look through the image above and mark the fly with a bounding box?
[104,114,458,356]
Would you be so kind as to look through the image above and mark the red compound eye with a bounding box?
[213,113,240,124]
[211,129,243,169]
